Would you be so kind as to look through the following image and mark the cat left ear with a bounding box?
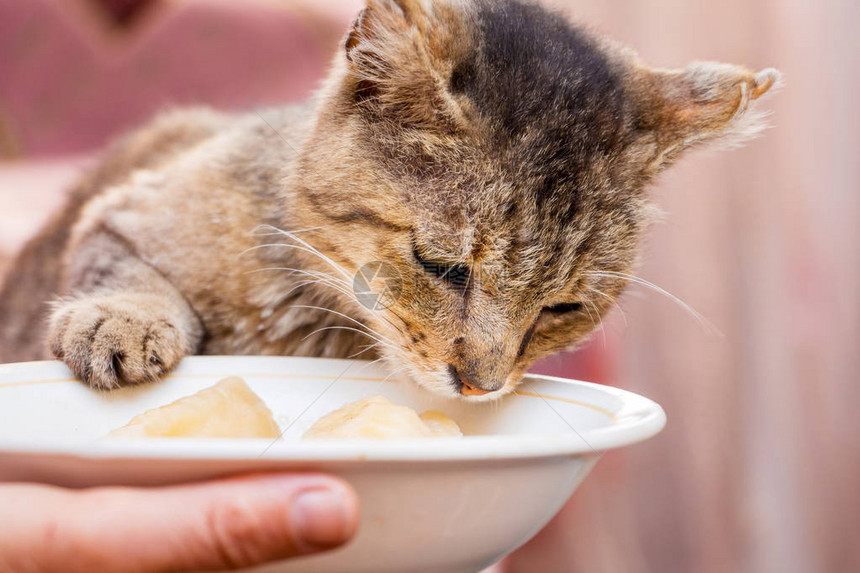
[637,62,782,166]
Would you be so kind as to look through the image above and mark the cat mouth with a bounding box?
[447,364,503,398]
[382,350,515,401]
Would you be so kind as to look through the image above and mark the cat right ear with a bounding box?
[345,0,428,64]
[342,1,465,128]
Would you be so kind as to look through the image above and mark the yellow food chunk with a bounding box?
[303,396,462,439]
[419,410,463,437]
[108,376,281,438]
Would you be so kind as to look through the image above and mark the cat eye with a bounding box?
[543,302,583,314]
[413,247,470,289]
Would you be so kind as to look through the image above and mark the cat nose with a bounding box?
[447,365,499,396]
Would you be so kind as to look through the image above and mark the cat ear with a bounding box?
[342,1,465,128]
[637,62,782,166]
[345,0,429,63]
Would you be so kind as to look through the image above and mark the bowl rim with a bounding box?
[0,357,666,463]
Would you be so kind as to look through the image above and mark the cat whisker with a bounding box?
[372,308,411,342]
[587,270,721,336]
[302,326,395,352]
[278,279,340,302]
[298,271,408,336]
[249,267,350,291]
[584,299,608,349]
[356,354,393,375]
[250,227,413,343]
[245,224,353,286]
[579,298,606,349]
[292,305,397,348]
[248,266,353,298]
[586,286,629,329]
[252,266,411,349]
[245,243,354,284]
[266,227,353,282]
[243,252,353,297]
[348,343,379,360]
[292,270,410,343]
[586,285,612,301]
[251,273,354,310]
[252,224,332,237]
[364,304,411,340]
[370,364,411,396]
[580,298,598,330]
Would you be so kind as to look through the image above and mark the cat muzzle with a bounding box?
[447,364,500,397]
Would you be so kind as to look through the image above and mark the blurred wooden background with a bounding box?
[506,1,860,572]
[0,1,857,572]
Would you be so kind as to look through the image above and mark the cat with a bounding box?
[0,0,780,400]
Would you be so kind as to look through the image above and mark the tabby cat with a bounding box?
[0,0,780,399]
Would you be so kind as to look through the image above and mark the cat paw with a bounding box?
[49,294,189,389]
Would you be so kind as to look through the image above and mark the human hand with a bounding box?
[0,473,359,572]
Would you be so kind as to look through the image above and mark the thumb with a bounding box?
[1,474,359,573]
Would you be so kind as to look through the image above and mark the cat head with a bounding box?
[292,0,780,399]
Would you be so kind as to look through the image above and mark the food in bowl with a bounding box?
[303,395,462,439]
[107,376,281,438]
[0,356,667,573]
[107,377,461,441]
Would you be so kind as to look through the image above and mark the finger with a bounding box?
[0,474,360,573]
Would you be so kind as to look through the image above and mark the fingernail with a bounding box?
[291,487,355,549]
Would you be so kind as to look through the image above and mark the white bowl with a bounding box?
[0,356,665,573]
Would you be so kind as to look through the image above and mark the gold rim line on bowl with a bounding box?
[0,373,616,419]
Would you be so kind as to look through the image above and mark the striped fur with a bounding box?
[0,0,780,398]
